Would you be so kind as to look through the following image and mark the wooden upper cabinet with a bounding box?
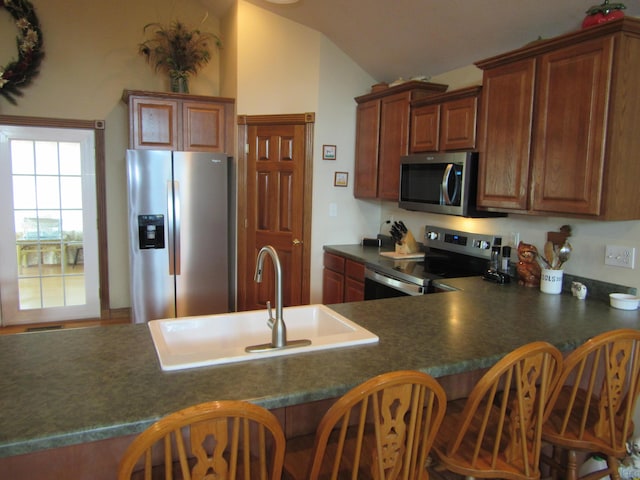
[410,86,481,153]
[353,81,448,200]
[354,100,381,198]
[182,101,227,152]
[530,37,612,215]
[475,18,640,220]
[377,91,412,200]
[477,59,535,211]
[410,104,440,152]
[129,96,180,150]
[440,94,479,151]
[123,90,235,153]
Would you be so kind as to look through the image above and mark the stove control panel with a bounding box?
[424,225,502,260]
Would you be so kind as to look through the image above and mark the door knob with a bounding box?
[293,238,302,246]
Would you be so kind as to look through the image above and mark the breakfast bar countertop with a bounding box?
[1,275,639,458]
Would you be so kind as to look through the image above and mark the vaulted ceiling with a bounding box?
[206,0,639,83]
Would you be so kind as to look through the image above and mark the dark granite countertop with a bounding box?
[1,264,638,458]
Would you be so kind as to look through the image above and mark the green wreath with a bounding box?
[0,0,44,105]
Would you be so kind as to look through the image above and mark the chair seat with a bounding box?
[283,370,446,480]
[539,329,640,480]
[434,398,532,479]
[543,387,630,456]
[433,341,563,480]
[286,426,399,480]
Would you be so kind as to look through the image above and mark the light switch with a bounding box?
[329,203,337,217]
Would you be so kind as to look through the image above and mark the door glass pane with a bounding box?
[12,139,86,311]
[0,125,100,325]
[11,141,34,174]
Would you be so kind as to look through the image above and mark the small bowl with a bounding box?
[609,293,640,310]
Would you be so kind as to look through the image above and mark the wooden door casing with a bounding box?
[237,114,314,312]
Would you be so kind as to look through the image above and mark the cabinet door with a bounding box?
[344,277,364,302]
[182,101,226,152]
[322,268,344,304]
[530,37,613,215]
[354,100,381,198]
[378,92,411,200]
[410,104,440,153]
[477,59,535,210]
[130,97,179,150]
[440,96,478,151]
[344,259,364,302]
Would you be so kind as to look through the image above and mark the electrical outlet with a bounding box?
[604,245,636,269]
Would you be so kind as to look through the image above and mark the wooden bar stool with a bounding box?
[541,329,640,480]
[118,400,285,480]
[284,369,447,479]
[433,341,563,479]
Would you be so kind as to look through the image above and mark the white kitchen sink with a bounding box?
[148,304,378,371]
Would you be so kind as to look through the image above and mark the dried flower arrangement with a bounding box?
[138,20,221,93]
[0,0,44,104]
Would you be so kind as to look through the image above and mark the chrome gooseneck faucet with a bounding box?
[254,245,286,348]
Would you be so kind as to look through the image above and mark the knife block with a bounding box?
[395,230,419,254]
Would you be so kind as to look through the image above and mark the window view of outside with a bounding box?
[12,139,86,309]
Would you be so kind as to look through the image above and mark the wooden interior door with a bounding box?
[237,114,314,312]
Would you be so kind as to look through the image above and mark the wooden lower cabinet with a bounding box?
[322,252,364,304]
[344,260,365,302]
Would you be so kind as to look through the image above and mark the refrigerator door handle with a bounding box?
[167,180,181,275]
[173,180,181,275]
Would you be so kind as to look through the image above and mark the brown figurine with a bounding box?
[517,241,541,287]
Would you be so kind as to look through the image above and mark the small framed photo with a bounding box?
[334,171,348,187]
[322,144,337,160]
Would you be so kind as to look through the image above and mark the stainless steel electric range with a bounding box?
[364,225,504,299]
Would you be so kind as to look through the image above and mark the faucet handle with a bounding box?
[266,301,275,329]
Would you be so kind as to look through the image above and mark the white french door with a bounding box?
[0,126,100,325]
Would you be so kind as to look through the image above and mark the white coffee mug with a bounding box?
[540,269,563,294]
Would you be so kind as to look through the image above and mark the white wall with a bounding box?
[236,1,379,302]
[0,0,223,309]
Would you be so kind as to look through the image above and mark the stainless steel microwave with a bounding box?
[399,152,501,217]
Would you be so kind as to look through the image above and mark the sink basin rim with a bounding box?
[148,304,378,371]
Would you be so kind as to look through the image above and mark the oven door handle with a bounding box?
[365,269,425,296]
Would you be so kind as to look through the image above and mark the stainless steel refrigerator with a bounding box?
[126,150,234,323]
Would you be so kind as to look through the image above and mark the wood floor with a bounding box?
[0,315,130,335]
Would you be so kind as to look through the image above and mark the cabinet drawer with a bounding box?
[345,259,364,281]
[323,252,345,273]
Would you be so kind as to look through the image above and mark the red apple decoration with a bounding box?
[582,0,626,28]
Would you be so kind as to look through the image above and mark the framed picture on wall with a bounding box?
[323,145,337,160]
[334,172,348,187]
